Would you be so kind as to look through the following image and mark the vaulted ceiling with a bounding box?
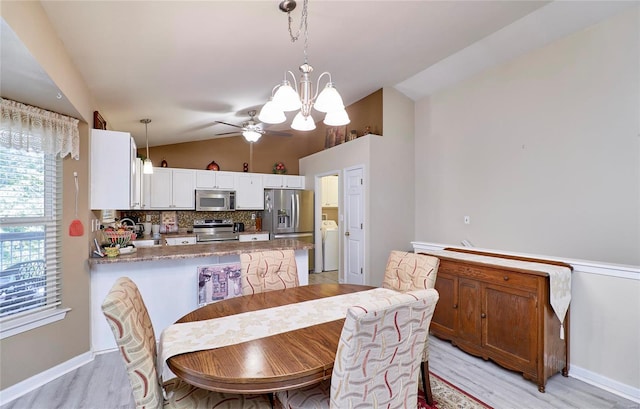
[1,1,630,148]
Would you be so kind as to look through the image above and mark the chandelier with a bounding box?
[259,0,350,131]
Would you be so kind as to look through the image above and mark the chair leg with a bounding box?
[268,393,275,409]
[421,360,433,406]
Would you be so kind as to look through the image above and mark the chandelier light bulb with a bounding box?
[273,81,302,111]
[323,108,351,126]
[258,99,286,124]
[143,158,154,174]
[314,83,344,113]
[291,112,316,131]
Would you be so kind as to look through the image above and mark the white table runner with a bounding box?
[159,287,399,380]
[425,250,571,338]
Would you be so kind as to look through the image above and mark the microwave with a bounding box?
[195,190,236,212]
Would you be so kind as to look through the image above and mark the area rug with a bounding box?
[418,372,493,409]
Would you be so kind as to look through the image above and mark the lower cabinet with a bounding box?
[238,233,269,242]
[427,249,570,393]
[165,236,197,246]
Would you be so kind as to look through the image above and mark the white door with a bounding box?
[344,166,364,285]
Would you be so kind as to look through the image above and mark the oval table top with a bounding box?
[166,283,374,394]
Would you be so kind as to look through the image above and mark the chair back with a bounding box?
[102,277,163,409]
[330,288,440,408]
[240,249,298,295]
[382,251,439,291]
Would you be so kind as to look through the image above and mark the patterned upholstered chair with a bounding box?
[276,288,440,409]
[240,249,299,295]
[382,250,440,405]
[101,277,271,409]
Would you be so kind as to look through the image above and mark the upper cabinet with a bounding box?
[263,174,305,189]
[321,175,339,207]
[90,129,143,210]
[195,170,236,190]
[235,173,264,210]
[149,168,195,209]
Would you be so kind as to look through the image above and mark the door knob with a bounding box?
[345,231,350,236]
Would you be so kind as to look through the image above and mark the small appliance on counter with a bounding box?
[233,222,244,232]
[193,219,238,242]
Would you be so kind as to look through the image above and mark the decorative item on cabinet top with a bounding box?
[273,162,287,174]
[206,161,220,171]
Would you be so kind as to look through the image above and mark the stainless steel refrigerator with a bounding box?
[263,189,314,272]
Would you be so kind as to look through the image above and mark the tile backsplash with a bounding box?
[118,210,262,232]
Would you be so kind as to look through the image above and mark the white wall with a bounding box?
[413,8,640,394]
[415,7,639,266]
[301,89,416,286]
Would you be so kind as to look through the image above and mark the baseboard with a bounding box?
[0,351,94,405]
[570,365,640,404]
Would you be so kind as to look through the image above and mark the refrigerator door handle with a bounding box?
[291,193,296,230]
[295,193,300,230]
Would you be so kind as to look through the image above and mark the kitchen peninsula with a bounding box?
[90,238,313,351]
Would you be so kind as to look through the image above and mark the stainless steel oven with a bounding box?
[193,219,238,242]
[195,190,235,212]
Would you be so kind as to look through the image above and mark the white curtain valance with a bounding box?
[0,98,80,160]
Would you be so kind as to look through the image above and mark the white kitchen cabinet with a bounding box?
[321,175,339,207]
[90,129,143,210]
[238,233,270,242]
[235,173,264,209]
[195,170,236,190]
[263,174,305,189]
[165,236,197,246]
[150,168,195,209]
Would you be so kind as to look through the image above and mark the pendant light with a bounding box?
[140,119,153,174]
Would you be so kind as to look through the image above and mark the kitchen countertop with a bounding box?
[89,238,313,266]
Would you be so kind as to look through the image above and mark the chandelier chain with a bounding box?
[287,0,309,63]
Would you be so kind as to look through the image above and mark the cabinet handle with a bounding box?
[252,237,257,240]
[503,276,509,281]
[453,304,458,309]
[481,313,486,318]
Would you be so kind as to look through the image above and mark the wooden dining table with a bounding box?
[166,283,374,394]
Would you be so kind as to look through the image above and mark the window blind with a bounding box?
[0,147,62,320]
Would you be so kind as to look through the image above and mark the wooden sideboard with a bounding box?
[422,248,572,392]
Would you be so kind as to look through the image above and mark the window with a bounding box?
[0,147,62,321]
[0,98,78,337]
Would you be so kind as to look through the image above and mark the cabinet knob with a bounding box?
[453,304,458,309]
[481,313,486,318]
[503,276,509,281]
[345,231,350,236]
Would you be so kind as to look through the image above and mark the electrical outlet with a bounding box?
[251,213,256,220]
[464,216,470,225]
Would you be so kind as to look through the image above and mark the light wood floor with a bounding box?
[2,272,637,409]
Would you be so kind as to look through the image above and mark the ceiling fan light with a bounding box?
[273,82,302,111]
[323,108,350,126]
[314,83,344,113]
[291,112,316,131]
[242,130,262,143]
[143,158,154,174]
[258,100,286,124]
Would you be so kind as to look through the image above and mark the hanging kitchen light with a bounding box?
[140,118,153,174]
[259,0,349,131]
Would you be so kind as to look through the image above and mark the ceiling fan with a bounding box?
[215,110,291,142]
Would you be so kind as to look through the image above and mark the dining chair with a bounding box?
[240,249,298,295]
[382,250,440,405]
[276,288,440,409]
[101,276,271,409]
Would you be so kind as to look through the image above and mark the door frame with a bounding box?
[313,170,341,275]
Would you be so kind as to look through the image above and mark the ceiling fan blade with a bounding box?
[264,130,292,137]
[215,131,241,136]
[215,121,242,129]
